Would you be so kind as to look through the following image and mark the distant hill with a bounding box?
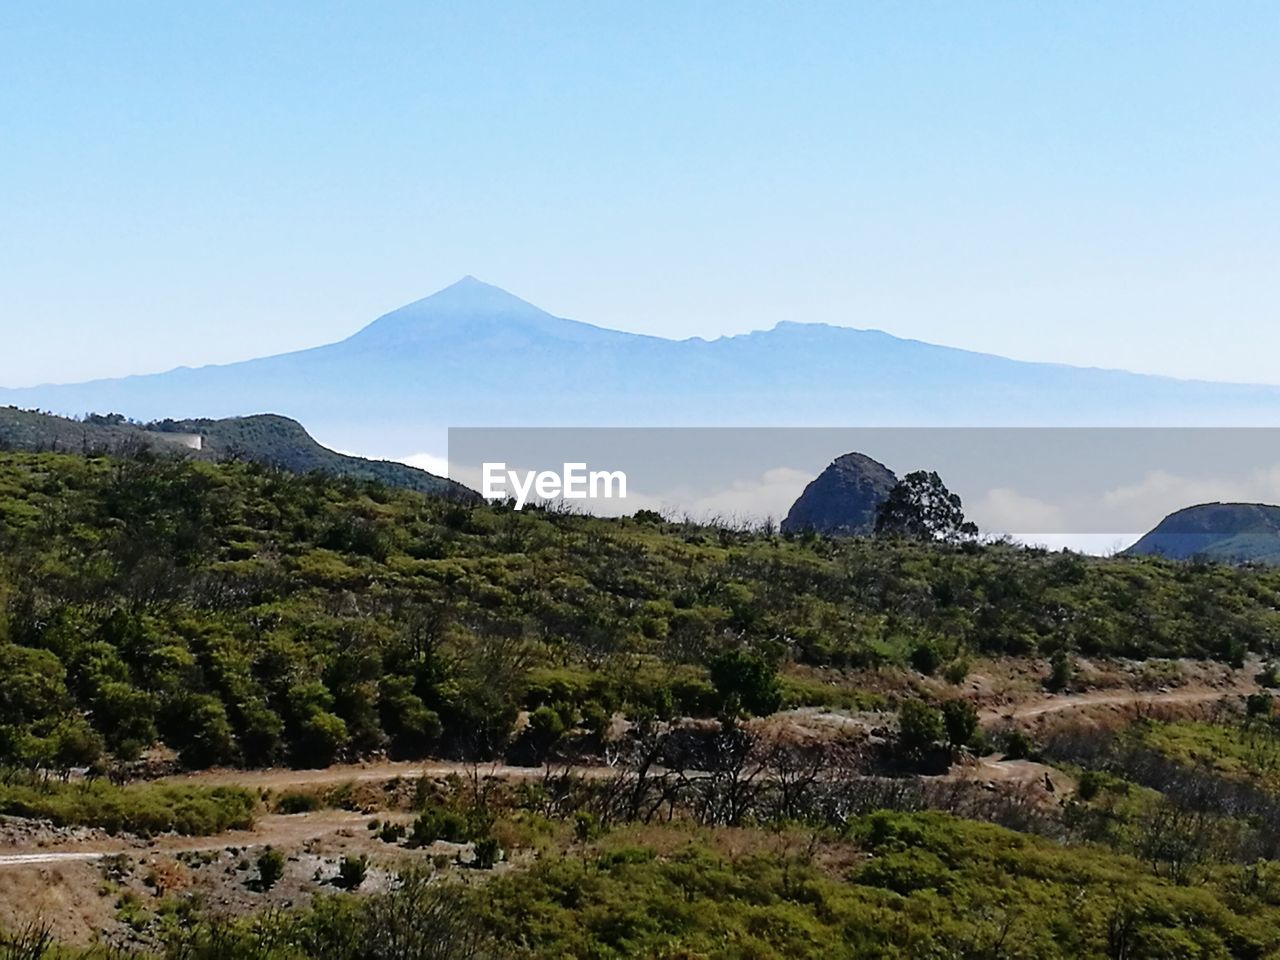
[1126,502,1280,564]
[6,277,1280,459]
[781,452,897,536]
[0,407,474,500]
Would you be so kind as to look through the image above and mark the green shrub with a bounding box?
[941,699,978,749]
[897,700,944,758]
[273,789,323,814]
[909,642,943,676]
[338,854,368,889]
[472,837,501,869]
[1076,769,1104,802]
[410,806,471,846]
[0,778,256,836]
[708,650,781,717]
[256,847,284,890]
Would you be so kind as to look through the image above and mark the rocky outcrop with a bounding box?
[781,452,897,536]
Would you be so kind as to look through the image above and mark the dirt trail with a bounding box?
[0,672,1260,869]
[0,814,373,870]
[159,759,607,791]
[980,684,1254,723]
[0,810,371,869]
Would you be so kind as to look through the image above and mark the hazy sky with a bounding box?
[2,2,1278,388]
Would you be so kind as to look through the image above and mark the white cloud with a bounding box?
[1101,466,1280,519]
[682,467,812,524]
[399,451,451,478]
[970,486,1065,534]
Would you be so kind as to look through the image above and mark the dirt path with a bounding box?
[980,684,1254,723]
[0,672,1260,869]
[158,759,608,791]
[0,810,372,869]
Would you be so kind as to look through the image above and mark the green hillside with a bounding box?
[0,406,473,500]
[2,449,1279,773]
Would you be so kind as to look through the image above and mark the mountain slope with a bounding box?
[0,407,474,500]
[6,277,1280,457]
[1126,503,1280,564]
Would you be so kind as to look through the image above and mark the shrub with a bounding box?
[1002,729,1035,760]
[942,656,971,685]
[1047,650,1074,692]
[256,847,284,891]
[274,790,323,815]
[897,700,944,759]
[379,821,407,844]
[708,650,781,717]
[337,854,368,890]
[909,642,943,677]
[1076,769,1104,802]
[941,699,978,750]
[1247,693,1274,718]
[0,779,256,836]
[472,837,501,869]
[410,806,471,846]
[527,705,567,759]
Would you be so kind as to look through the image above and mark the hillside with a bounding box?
[1,448,1278,776]
[1126,501,1280,564]
[6,278,1280,458]
[0,407,473,500]
[6,450,1280,956]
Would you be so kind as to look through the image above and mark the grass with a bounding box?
[1137,718,1280,792]
[777,668,887,711]
[0,777,257,835]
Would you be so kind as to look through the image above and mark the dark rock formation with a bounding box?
[781,452,898,536]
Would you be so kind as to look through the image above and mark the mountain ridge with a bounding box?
[1126,502,1280,565]
[7,278,1280,456]
[0,407,475,500]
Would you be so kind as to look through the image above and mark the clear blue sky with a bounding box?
[2,2,1277,387]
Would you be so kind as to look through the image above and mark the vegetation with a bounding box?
[255,848,285,891]
[7,446,1280,954]
[2,450,1279,775]
[15,811,1280,959]
[0,407,471,499]
[874,469,978,541]
[0,778,255,835]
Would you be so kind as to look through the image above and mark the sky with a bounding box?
[2,1,1278,388]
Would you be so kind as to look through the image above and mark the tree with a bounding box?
[256,847,284,891]
[337,854,368,890]
[177,694,237,768]
[709,650,782,718]
[378,675,442,759]
[527,705,567,760]
[910,641,943,676]
[875,471,978,542]
[472,836,502,869]
[1047,649,1074,692]
[896,699,944,759]
[941,699,978,751]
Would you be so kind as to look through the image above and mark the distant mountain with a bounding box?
[0,407,474,500]
[7,277,1280,458]
[781,452,898,536]
[1126,503,1280,564]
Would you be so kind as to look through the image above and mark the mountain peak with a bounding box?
[413,275,547,315]
[343,277,631,348]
